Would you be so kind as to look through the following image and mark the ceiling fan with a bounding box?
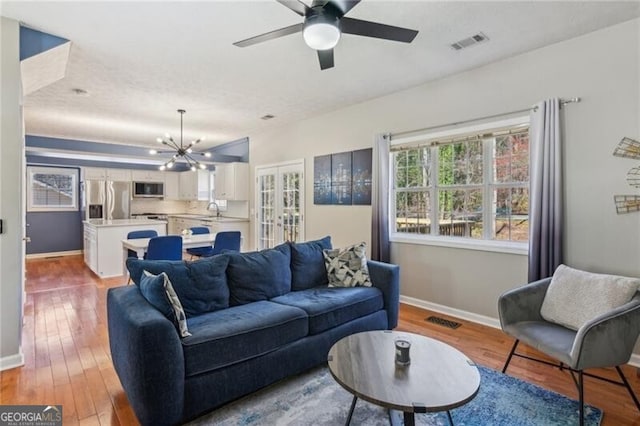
[233,0,419,70]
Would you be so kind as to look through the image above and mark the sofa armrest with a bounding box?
[107,286,185,426]
[572,294,640,370]
[368,260,400,329]
[498,278,551,329]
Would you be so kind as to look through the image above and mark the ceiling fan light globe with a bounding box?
[204,152,212,158]
[156,137,163,143]
[159,165,166,171]
[149,149,157,155]
[199,164,206,170]
[303,21,340,50]
[190,166,197,172]
[186,148,193,153]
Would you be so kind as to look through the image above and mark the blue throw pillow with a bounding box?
[139,270,174,319]
[290,236,332,291]
[139,271,191,337]
[126,256,230,317]
[226,243,292,305]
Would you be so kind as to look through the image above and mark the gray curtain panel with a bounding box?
[528,98,563,281]
[371,134,390,263]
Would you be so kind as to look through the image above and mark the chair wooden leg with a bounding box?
[578,370,584,426]
[616,366,640,413]
[502,339,519,373]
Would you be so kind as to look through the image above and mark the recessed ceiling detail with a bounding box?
[450,32,489,51]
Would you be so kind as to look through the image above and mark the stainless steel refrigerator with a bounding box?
[83,180,130,220]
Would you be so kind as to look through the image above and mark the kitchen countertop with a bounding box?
[83,219,168,227]
[168,214,249,223]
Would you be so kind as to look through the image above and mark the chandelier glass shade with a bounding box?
[151,109,211,171]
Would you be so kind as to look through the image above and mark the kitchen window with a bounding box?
[27,166,78,212]
[390,117,530,254]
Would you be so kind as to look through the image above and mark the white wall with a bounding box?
[0,17,25,370]
[249,19,640,321]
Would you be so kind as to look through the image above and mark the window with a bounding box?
[27,167,78,212]
[391,117,529,251]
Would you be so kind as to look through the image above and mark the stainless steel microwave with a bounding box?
[133,182,164,198]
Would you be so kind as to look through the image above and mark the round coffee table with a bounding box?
[327,330,480,426]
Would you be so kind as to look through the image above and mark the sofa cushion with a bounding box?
[226,243,292,305]
[323,242,372,287]
[540,264,640,331]
[126,255,230,318]
[182,301,308,377]
[270,286,383,335]
[290,236,332,291]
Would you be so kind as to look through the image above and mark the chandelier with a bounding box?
[150,109,211,171]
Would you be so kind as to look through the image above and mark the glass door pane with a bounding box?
[280,167,303,243]
[257,169,276,250]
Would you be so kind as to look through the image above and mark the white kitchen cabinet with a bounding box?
[214,162,249,201]
[83,220,167,278]
[179,170,210,201]
[83,167,107,180]
[106,168,131,181]
[131,169,164,182]
[164,172,180,200]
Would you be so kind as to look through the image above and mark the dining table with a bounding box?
[121,233,216,275]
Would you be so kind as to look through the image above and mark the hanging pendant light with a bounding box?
[150,109,212,171]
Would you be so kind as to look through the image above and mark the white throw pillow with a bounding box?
[540,264,640,331]
[323,242,372,288]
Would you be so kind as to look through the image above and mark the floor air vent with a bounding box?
[426,316,461,329]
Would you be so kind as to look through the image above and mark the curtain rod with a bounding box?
[388,97,581,140]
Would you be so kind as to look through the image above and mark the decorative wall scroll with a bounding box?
[613,137,640,214]
[313,148,372,206]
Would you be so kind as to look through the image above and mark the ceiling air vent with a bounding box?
[450,32,489,51]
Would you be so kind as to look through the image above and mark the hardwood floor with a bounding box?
[2,255,639,425]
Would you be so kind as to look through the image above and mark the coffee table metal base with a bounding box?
[345,396,455,426]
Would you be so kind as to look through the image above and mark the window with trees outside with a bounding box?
[391,117,530,252]
[27,166,78,212]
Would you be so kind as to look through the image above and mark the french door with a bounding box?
[255,161,305,250]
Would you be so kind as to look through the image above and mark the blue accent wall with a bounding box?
[20,26,68,61]
[25,166,83,255]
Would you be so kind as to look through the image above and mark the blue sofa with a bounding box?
[107,237,400,426]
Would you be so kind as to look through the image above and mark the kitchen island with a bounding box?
[83,219,167,278]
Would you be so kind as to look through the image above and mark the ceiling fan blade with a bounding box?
[276,0,312,16]
[233,23,303,47]
[317,49,334,70]
[326,0,361,17]
[341,17,418,43]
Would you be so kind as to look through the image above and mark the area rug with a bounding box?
[189,366,602,425]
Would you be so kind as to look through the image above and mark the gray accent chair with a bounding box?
[498,277,640,426]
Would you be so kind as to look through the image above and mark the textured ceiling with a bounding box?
[2,1,639,150]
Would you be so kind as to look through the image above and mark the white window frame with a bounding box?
[27,166,78,212]
[389,116,530,255]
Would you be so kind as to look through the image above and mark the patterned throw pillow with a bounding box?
[142,270,191,338]
[323,242,372,288]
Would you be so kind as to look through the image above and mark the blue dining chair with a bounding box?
[127,230,158,258]
[210,231,241,256]
[146,235,183,261]
[186,227,215,259]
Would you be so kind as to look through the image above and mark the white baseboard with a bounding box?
[0,352,24,371]
[26,250,82,259]
[400,295,501,329]
[400,295,640,369]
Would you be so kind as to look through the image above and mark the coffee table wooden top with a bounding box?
[327,330,480,413]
